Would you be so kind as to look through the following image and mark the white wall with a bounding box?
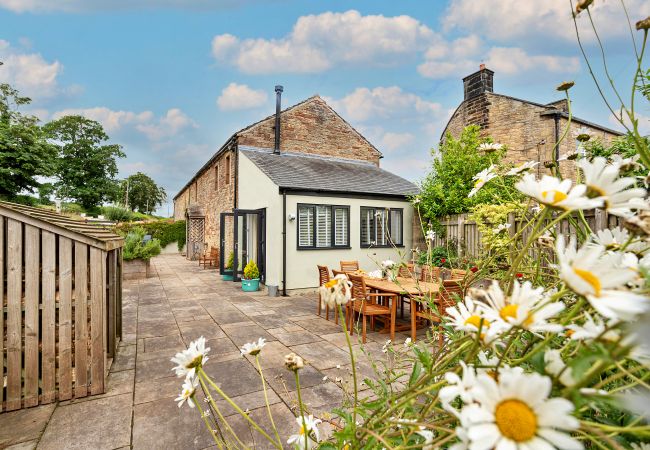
[238,152,414,291]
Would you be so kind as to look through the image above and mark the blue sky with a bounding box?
[1,0,648,215]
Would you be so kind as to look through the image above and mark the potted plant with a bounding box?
[241,260,260,292]
[222,252,234,281]
[121,227,162,280]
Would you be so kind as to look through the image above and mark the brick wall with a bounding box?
[237,96,381,165]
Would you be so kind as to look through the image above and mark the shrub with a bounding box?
[122,227,161,261]
[416,245,456,268]
[224,252,234,270]
[103,206,134,222]
[243,260,259,280]
[115,219,186,251]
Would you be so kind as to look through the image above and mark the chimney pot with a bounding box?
[274,85,283,154]
[479,63,486,70]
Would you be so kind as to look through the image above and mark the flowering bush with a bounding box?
[171,3,650,448]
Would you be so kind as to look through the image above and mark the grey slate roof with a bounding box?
[240,147,418,198]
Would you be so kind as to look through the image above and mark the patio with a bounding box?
[0,253,415,450]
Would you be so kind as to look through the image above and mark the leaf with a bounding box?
[409,361,422,387]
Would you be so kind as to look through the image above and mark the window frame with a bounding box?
[225,154,231,185]
[296,203,351,250]
[214,164,219,191]
[360,206,404,248]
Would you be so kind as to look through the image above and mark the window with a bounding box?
[225,155,231,184]
[214,165,219,190]
[297,204,349,249]
[360,207,403,247]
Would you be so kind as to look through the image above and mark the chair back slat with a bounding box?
[317,265,330,286]
[347,273,367,301]
[397,263,415,279]
[340,260,360,272]
[332,269,347,278]
[438,279,464,313]
[420,265,441,283]
[450,269,467,279]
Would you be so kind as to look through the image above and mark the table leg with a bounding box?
[390,295,396,340]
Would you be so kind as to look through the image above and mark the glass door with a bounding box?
[219,212,234,276]
[233,209,265,282]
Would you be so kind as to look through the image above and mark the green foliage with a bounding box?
[418,125,519,222]
[118,172,167,215]
[243,260,260,280]
[44,115,125,210]
[469,203,520,257]
[4,194,39,206]
[103,206,134,222]
[584,133,648,178]
[61,202,84,215]
[122,227,162,261]
[225,252,234,270]
[115,220,186,251]
[416,245,457,268]
[0,83,56,197]
[37,183,55,205]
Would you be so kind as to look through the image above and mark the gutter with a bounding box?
[234,139,239,210]
[282,190,287,296]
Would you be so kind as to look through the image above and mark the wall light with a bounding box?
[288,213,296,222]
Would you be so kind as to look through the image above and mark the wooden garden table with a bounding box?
[362,277,440,334]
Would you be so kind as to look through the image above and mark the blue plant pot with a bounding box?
[241,278,260,292]
[222,271,234,281]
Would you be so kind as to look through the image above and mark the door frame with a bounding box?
[232,208,266,282]
[219,212,234,275]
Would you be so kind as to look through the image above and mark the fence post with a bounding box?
[507,212,516,238]
[457,214,465,256]
[594,208,607,231]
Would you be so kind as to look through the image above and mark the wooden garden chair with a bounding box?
[340,260,360,273]
[348,274,396,343]
[199,246,219,268]
[420,265,441,283]
[397,263,415,279]
[410,279,464,345]
[450,269,467,279]
[317,265,333,321]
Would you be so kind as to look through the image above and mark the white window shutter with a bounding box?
[334,208,348,246]
[298,206,314,247]
[315,206,331,247]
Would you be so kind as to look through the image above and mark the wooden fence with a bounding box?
[1,202,123,412]
[413,209,621,259]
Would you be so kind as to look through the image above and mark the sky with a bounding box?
[1,0,649,216]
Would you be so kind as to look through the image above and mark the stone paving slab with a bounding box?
[2,253,414,449]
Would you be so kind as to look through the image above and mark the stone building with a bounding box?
[173,88,416,292]
[442,65,622,176]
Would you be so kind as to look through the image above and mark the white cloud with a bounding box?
[0,0,266,13]
[609,112,650,136]
[443,0,650,43]
[381,132,415,151]
[211,10,435,74]
[217,83,268,111]
[136,108,197,140]
[327,86,443,123]
[0,39,63,98]
[52,106,196,140]
[53,107,153,132]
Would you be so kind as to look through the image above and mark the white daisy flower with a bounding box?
[469,165,497,197]
[449,425,470,450]
[415,429,435,450]
[578,157,649,217]
[461,369,582,449]
[446,296,505,344]
[478,281,564,333]
[171,336,210,378]
[544,349,576,387]
[591,226,648,254]
[566,312,620,342]
[381,339,392,353]
[439,362,478,410]
[477,351,501,376]
[631,443,650,450]
[403,337,412,347]
[506,161,539,176]
[382,259,396,269]
[478,142,504,153]
[494,223,511,234]
[515,174,603,211]
[284,352,304,371]
[287,415,321,449]
[557,236,649,321]
[319,274,352,308]
[175,374,199,409]
[426,229,436,241]
[610,153,642,172]
[240,337,266,356]
[367,269,383,279]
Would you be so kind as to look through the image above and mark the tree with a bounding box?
[119,172,167,214]
[45,115,125,210]
[418,125,519,224]
[0,83,56,198]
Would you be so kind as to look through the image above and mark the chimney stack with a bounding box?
[463,65,493,100]
[274,85,283,155]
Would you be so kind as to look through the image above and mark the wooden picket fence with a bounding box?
[413,208,622,259]
[1,202,124,412]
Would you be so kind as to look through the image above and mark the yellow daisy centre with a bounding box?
[299,424,307,436]
[324,279,338,289]
[541,190,568,205]
[499,304,534,326]
[495,399,538,442]
[573,268,602,296]
[186,355,203,369]
[464,315,489,329]
[474,178,484,188]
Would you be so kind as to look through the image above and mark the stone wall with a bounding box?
[443,93,619,177]
[237,96,382,165]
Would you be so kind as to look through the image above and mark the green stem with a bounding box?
[198,367,282,449]
[294,371,309,450]
[339,303,359,444]
[256,355,283,448]
[193,396,224,449]
[198,373,246,449]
